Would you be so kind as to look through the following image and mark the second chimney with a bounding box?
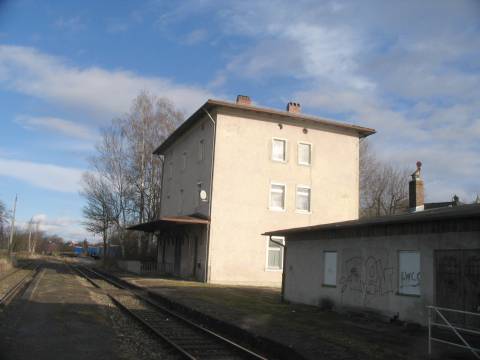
[287,102,301,113]
[236,95,251,106]
[409,161,424,212]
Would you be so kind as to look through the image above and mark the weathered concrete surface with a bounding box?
[283,231,480,325]
[110,271,433,360]
[0,260,135,360]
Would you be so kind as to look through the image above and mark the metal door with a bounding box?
[435,249,480,327]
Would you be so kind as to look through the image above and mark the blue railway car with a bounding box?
[87,245,121,259]
[87,246,101,259]
[73,246,84,256]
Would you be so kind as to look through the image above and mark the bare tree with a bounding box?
[0,200,6,249]
[122,92,181,224]
[81,91,183,259]
[81,172,118,262]
[360,140,410,218]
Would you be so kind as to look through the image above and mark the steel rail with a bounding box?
[0,267,23,282]
[0,264,40,307]
[0,261,34,282]
[74,265,267,360]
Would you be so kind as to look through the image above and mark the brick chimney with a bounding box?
[409,161,424,212]
[287,102,301,113]
[236,95,251,106]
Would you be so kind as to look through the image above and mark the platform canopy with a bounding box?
[127,215,210,233]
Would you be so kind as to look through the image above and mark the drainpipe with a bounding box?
[202,107,217,283]
[269,235,287,302]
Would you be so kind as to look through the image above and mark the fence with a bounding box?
[427,305,480,358]
[118,260,175,276]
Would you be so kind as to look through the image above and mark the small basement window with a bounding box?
[323,251,337,286]
[398,251,421,296]
[267,236,284,270]
[272,138,286,162]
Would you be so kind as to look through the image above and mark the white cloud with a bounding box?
[203,0,480,202]
[183,28,208,45]
[16,115,97,141]
[19,214,88,242]
[106,18,129,34]
[0,158,83,193]
[0,45,213,118]
[54,16,86,32]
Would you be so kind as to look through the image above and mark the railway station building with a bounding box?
[129,96,375,286]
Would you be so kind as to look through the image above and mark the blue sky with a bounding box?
[0,0,479,241]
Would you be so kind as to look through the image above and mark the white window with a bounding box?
[198,140,205,162]
[269,183,286,211]
[272,138,286,162]
[323,251,337,286]
[182,152,187,170]
[296,186,311,212]
[398,251,421,296]
[298,142,311,165]
[267,236,284,270]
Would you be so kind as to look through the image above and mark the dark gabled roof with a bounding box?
[153,99,376,154]
[263,203,480,237]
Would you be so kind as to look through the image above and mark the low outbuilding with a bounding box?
[264,167,480,326]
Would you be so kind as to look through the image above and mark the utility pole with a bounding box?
[27,217,33,254]
[8,194,17,255]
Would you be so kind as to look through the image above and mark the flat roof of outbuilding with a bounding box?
[154,99,376,154]
[263,203,480,237]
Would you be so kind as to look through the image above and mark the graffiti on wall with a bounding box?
[339,255,394,305]
[398,251,421,295]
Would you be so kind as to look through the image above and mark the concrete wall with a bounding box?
[283,231,480,324]
[160,114,214,218]
[117,260,141,274]
[208,107,360,286]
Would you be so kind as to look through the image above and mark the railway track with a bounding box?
[73,265,268,360]
[0,263,40,307]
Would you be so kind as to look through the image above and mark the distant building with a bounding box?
[129,96,374,286]
[264,165,480,324]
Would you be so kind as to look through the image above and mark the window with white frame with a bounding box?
[182,152,187,170]
[323,251,337,286]
[269,183,285,210]
[398,251,421,296]
[298,142,311,165]
[272,138,286,162]
[267,236,284,270]
[296,186,311,212]
[198,140,205,162]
